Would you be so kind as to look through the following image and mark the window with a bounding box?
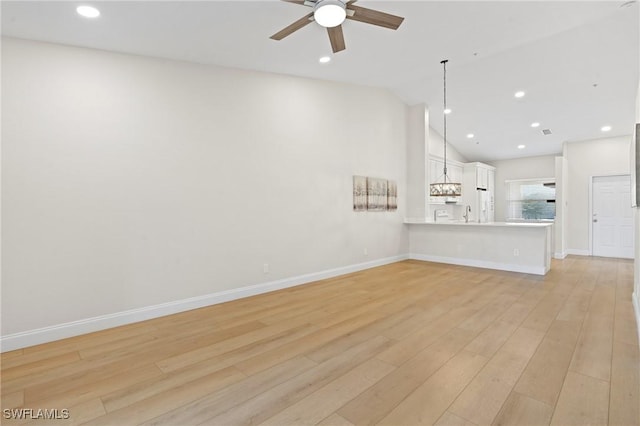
[506,179,555,221]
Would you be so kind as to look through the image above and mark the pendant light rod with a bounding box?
[429,59,461,198]
[441,59,448,181]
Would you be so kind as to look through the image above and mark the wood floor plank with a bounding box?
[0,349,24,361]
[496,288,546,326]
[233,311,388,376]
[154,319,303,373]
[555,287,592,322]
[1,352,81,382]
[1,257,637,426]
[609,340,640,426]
[374,306,478,366]
[23,363,164,410]
[613,279,639,346]
[101,355,237,412]
[2,320,263,395]
[202,336,392,426]
[378,350,488,425]
[521,292,571,333]
[304,308,417,364]
[316,413,355,426]
[492,392,553,426]
[513,324,579,407]
[27,398,107,426]
[142,356,317,426]
[83,366,246,425]
[339,328,477,425]
[20,322,158,356]
[1,390,24,409]
[448,326,545,425]
[568,285,615,382]
[259,358,394,425]
[434,411,478,426]
[499,326,546,360]
[449,365,513,425]
[464,320,519,358]
[458,294,526,334]
[550,371,609,425]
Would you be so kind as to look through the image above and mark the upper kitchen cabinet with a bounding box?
[465,162,495,191]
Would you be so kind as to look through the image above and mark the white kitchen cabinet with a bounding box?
[450,163,463,184]
[476,167,488,190]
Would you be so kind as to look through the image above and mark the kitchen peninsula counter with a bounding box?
[405,219,553,275]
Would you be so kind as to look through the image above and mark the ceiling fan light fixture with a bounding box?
[314,0,347,28]
[76,5,100,18]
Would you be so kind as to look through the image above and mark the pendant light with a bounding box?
[430,59,462,197]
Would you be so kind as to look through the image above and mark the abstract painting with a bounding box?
[367,177,388,211]
[387,180,397,211]
[353,175,367,211]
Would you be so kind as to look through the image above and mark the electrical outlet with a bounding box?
[513,249,519,257]
[364,248,368,256]
[263,263,269,273]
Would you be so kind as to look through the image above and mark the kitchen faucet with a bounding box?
[463,205,471,223]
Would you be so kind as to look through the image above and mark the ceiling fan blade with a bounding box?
[327,25,346,53]
[281,0,307,5]
[346,5,404,30]
[270,12,314,40]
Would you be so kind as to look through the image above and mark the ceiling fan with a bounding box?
[270,0,404,53]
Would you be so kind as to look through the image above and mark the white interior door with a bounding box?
[592,175,634,258]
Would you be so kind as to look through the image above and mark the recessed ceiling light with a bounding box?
[466,133,474,139]
[444,108,452,115]
[76,5,100,18]
[319,56,331,64]
[531,122,540,128]
[514,91,525,98]
[601,125,612,132]
[518,144,526,149]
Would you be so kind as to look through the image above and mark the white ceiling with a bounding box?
[2,1,639,161]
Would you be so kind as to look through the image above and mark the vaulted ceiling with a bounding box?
[2,1,638,161]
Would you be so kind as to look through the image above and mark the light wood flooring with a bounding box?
[1,256,639,425]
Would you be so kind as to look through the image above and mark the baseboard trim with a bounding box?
[409,253,547,276]
[633,292,640,349]
[566,249,591,256]
[554,251,567,260]
[1,254,409,352]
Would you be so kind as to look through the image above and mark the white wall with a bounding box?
[565,136,631,253]
[554,157,569,258]
[634,78,640,336]
[428,128,467,163]
[1,38,410,339]
[487,155,557,222]
[406,105,427,218]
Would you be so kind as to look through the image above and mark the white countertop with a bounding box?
[404,218,553,228]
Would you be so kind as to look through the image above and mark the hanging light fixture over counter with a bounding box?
[430,59,462,198]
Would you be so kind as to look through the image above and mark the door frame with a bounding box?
[589,173,632,256]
